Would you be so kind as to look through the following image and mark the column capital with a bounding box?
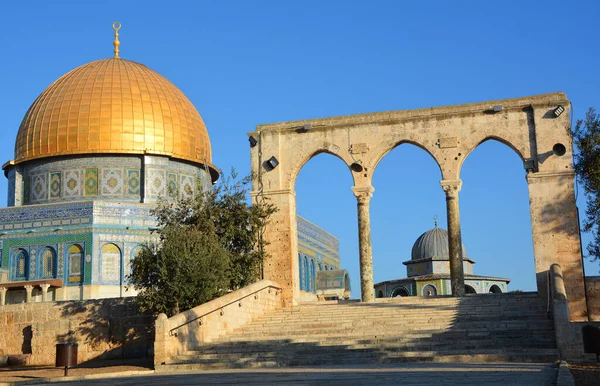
[40,283,50,291]
[0,287,6,294]
[24,285,33,291]
[351,186,374,203]
[440,179,462,197]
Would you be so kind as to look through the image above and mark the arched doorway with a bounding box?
[391,286,409,297]
[422,284,437,297]
[465,285,477,294]
[377,290,384,298]
[489,285,502,293]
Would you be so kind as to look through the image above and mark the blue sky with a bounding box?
[1,1,599,295]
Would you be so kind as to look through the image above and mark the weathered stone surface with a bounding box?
[0,298,153,366]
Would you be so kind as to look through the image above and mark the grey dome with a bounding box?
[411,227,467,260]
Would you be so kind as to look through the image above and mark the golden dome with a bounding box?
[14,58,216,175]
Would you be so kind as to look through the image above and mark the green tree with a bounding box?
[128,171,277,316]
[573,107,600,266]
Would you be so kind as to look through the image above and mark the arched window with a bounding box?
[392,286,409,297]
[101,243,122,283]
[377,290,384,298]
[298,254,304,291]
[310,259,316,292]
[41,247,56,278]
[489,284,502,293]
[422,284,437,297]
[68,244,83,277]
[465,285,477,294]
[318,263,323,271]
[14,249,29,281]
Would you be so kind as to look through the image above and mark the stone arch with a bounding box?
[391,286,410,297]
[40,247,57,278]
[489,284,502,293]
[372,140,443,179]
[290,150,355,191]
[100,243,122,284]
[465,285,477,294]
[458,136,527,178]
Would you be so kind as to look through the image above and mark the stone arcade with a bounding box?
[249,93,588,321]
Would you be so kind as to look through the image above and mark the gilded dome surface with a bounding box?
[411,227,467,260]
[14,58,215,172]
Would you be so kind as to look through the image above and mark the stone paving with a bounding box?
[17,363,558,386]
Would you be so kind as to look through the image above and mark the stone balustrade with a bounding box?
[154,280,282,368]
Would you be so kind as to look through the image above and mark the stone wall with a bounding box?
[586,276,600,321]
[0,297,153,366]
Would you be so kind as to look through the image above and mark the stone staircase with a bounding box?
[158,292,558,371]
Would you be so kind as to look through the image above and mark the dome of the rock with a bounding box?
[14,58,216,176]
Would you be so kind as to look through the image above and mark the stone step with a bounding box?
[189,339,557,355]
[180,346,559,359]
[226,324,555,338]
[159,350,559,371]
[241,319,554,329]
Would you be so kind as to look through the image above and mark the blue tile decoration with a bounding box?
[179,174,194,199]
[30,173,47,203]
[126,169,141,196]
[84,168,98,196]
[49,172,61,199]
[168,173,178,198]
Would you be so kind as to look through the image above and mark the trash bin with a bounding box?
[56,343,78,375]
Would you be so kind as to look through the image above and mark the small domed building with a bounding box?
[374,220,509,297]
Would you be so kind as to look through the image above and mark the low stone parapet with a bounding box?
[0,298,153,366]
[154,280,281,368]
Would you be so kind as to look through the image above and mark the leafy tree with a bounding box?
[573,107,600,267]
[128,171,277,316]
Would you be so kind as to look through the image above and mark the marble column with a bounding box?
[24,285,33,303]
[441,179,465,297]
[41,284,50,302]
[0,287,6,305]
[352,186,375,302]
